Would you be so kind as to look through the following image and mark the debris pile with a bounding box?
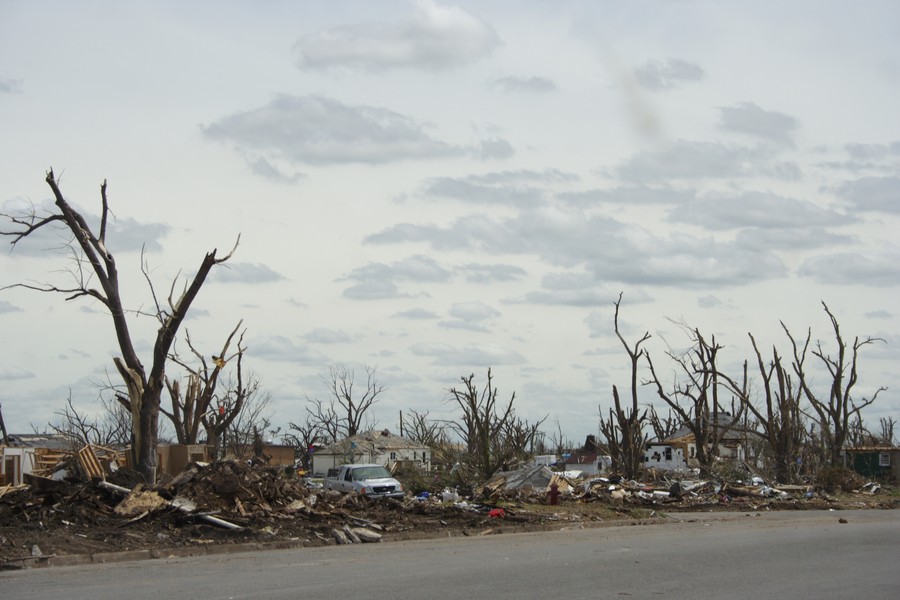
[1,452,895,568]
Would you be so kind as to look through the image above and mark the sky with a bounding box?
[1,0,898,446]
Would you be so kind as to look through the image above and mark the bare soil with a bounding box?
[1,461,895,568]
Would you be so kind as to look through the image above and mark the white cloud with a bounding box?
[718,102,799,146]
[669,191,850,230]
[410,342,525,366]
[798,251,900,287]
[834,176,900,213]
[203,95,464,166]
[489,75,558,94]
[633,58,704,90]
[209,262,284,284]
[293,0,501,72]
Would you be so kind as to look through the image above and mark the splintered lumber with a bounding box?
[77,445,104,480]
[98,481,242,530]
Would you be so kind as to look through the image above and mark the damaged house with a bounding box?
[311,430,431,476]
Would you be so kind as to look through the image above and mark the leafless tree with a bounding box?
[783,302,886,466]
[306,364,384,441]
[284,414,323,471]
[220,375,271,459]
[400,409,447,447]
[646,322,744,474]
[446,368,545,480]
[599,293,649,479]
[162,321,247,449]
[48,393,131,449]
[1,171,237,482]
[721,334,806,483]
[646,405,681,442]
[879,417,897,446]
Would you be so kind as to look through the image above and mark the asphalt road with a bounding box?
[3,510,898,599]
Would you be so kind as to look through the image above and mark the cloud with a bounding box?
[342,280,404,300]
[834,176,900,213]
[209,262,284,284]
[368,207,789,289]
[303,328,353,344]
[618,140,798,182]
[424,176,545,207]
[477,138,515,160]
[293,0,501,72]
[203,94,464,167]
[247,157,305,184]
[489,75,558,94]
[697,295,723,308]
[0,300,23,314]
[669,191,850,230]
[735,226,855,252]
[633,58,704,90]
[558,185,696,206]
[341,254,452,299]
[718,102,799,146]
[798,251,900,287]
[0,78,22,94]
[250,335,330,364]
[458,263,527,283]
[0,365,34,380]
[410,342,525,366]
[448,301,500,322]
[392,308,439,319]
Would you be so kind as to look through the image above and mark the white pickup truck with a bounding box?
[323,464,405,499]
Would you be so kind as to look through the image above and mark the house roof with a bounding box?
[316,429,429,456]
[663,413,760,444]
[3,433,72,450]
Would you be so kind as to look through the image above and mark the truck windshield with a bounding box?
[352,466,392,480]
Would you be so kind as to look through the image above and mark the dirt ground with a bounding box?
[1,460,895,568]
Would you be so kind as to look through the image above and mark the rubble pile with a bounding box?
[1,456,895,568]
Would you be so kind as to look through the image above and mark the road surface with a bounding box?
[3,510,898,599]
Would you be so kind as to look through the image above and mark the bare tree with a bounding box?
[783,303,886,466]
[1,171,237,482]
[163,321,247,449]
[400,409,446,447]
[48,393,132,449]
[446,368,545,480]
[646,323,744,474]
[284,414,322,471]
[599,293,649,479]
[646,405,681,442]
[220,374,271,459]
[727,334,806,483]
[307,364,384,440]
[879,417,897,446]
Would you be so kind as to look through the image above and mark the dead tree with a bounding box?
[734,334,806,483]
[599,293,649,479]
[645,323,743,474]
[783,302,885,466]
[307,364,384,440]
[647,405,681,442]
[284,414,322,471]
[879,417,897,446]
[1,171,237,482]
[47,393,132,449]
[446,368,542,480]
[162,321,247,453]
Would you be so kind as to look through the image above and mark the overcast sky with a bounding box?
[1,1,898,444]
